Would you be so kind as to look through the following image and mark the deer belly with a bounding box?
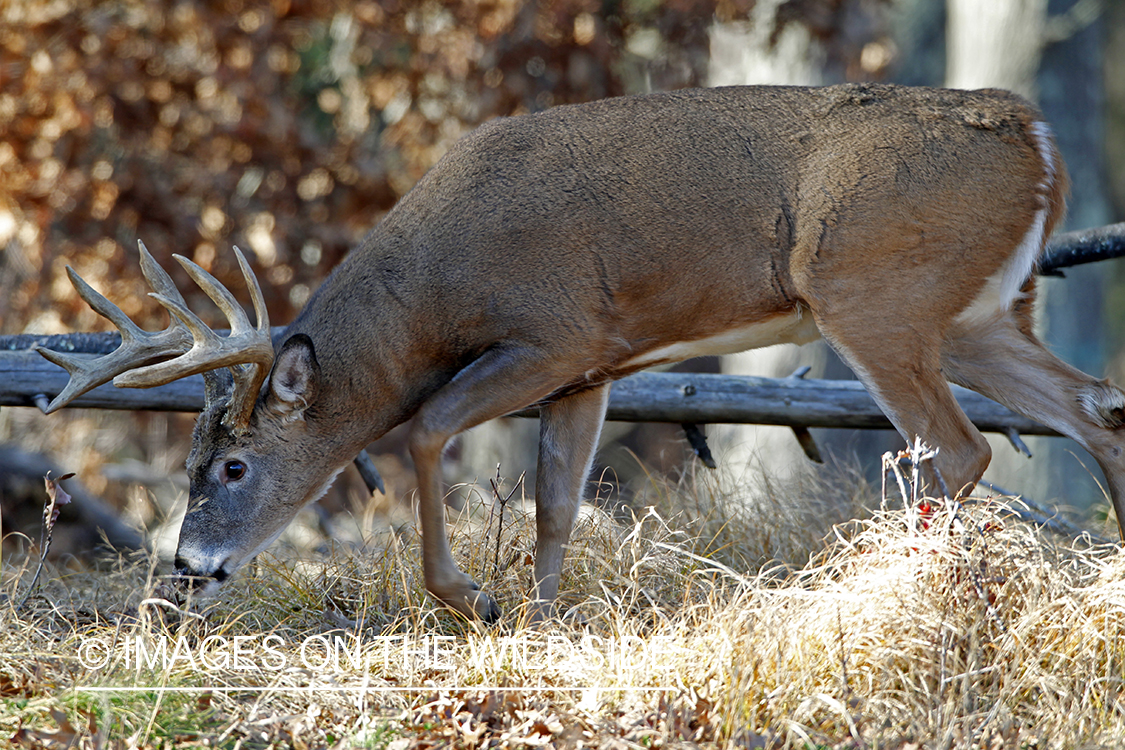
[622,307,820,369]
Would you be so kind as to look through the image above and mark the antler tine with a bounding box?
[33,344,117,413]
[110,293,247,384]
[137,239,190,309]
[139,292,226,363]
[114,248,275,435]
[226,246,273,435]
[32,249,194,413]
[232,246,270,334]
[171,253,257,335]
[65,266,149,341]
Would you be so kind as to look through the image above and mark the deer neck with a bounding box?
[282,227,460,448]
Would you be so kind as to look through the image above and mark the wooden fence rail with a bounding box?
[0,348,1058,438]
[5,222,1125,438]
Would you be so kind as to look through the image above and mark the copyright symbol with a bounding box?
[77,638,110,670]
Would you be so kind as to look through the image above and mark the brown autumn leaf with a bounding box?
[0,671,33,698]
[8,708,81,750]
[43,472,74,528]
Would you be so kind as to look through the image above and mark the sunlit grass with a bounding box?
[3,463,1124,748]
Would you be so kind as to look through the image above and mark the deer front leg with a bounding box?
[409,425,499,621]
[530,383,610,623]
[408,345,571,622]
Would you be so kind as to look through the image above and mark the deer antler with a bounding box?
[35,241,274,434]
[34,241,194,413]
[128,247,274,433]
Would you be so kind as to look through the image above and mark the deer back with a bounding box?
[292,83,1061,417]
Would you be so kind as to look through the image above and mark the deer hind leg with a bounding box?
[942,311,1125,537]
[529,383,610,623]
[812,313,993,500]
[408,344,576,622]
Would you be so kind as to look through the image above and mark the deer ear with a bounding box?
[267,334,319,419]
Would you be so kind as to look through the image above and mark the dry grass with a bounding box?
[2,463,1125,749]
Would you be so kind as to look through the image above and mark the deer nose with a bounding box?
[174,554,230,586]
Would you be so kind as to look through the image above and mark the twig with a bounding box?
[973,480,1110,544]
[881,449,911,510]
[488,466,524,581]
[353,450,386,495]
[1043,0,1104,45]
[18,471,74,609]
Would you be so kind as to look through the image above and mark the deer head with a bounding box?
[35,243,336,595]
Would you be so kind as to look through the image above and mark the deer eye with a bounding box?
[222,460,246,482]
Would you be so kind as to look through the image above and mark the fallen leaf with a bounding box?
[43,472,75,527]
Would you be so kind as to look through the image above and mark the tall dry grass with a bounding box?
[2,460,1124,748]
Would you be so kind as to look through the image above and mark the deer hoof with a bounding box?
[435,581,501,623]
[478,593,502,623]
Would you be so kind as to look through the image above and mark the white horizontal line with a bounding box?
[72,685,678,693]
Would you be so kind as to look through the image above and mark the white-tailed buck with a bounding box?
[38,84,1125,621]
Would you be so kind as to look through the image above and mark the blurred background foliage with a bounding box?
[0,0,893,337]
